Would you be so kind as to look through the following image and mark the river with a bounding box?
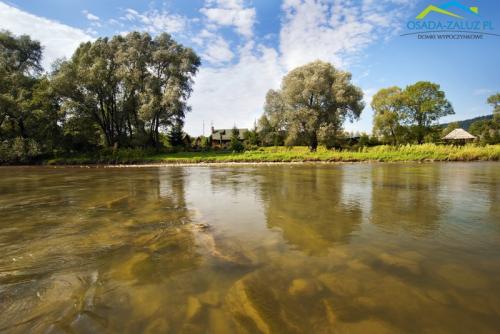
[0,163,499,333]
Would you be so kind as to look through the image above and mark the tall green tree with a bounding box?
[0,31,63,160]
[487,93,500,121]
[259,89,287,146]
[372,87,406,145]
[470,93,500,144]
[167,119,184,147]
[263,61,364,151]
[0,31,43,140]
[53,32,200,148]
[372,81,454,144]
[229,126,244,152]
[401,81,454,143]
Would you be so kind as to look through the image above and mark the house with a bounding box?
[442,128,476,144]
[210,127,248,148]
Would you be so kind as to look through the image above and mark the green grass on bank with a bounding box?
[44,144,500,165]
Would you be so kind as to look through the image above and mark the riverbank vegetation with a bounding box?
[1,31,499,165]
[44,144,500,165]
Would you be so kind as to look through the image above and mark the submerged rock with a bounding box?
[224,270,332,334]
[317,273,360,297]
[378,252,422,275]
[185,296,202,320]
[288,278,319,297]
[198,290,221,307]
[192,223,211,231]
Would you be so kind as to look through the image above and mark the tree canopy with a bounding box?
[53,32,200,148]
[261,61,364,151]
[469,93,500,144]
[372,81,454,144]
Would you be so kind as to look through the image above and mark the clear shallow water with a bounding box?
[0,163,499,333]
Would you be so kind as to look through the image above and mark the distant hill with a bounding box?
[441,114,493,130]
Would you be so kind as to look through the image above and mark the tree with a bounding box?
[372,87,406,145]
[0,31,44,140]
[0,31,63,160]
[199,136,211,151]
[53,32,200,148]
[400,81,454,143]
[487,93,500,121]
[470,93,500,144]
[244,124,260,147]
[263,61,364,151]
[259,89,287,146]
[229,126,244,152]
[167,120,184,147]
[371,81,454,144]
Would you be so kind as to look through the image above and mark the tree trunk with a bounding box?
[18,118,26,138]
[310,132,318,152]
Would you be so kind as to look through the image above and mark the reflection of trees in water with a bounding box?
[483,164,500,222]
[208,167,262,197]
[370,165,443,235]
[259,166,363,256]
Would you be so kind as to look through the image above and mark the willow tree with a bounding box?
[0,31,62,152]
[53,32,200,148]
[264,61,364,151]
[0,31,43,139]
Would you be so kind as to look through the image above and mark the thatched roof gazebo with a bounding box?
[442,128,476,144]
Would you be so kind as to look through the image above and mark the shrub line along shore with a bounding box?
[37,144,500,166]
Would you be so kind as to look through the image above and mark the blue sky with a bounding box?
[1,0,499,135]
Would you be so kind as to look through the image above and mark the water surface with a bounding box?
[0,163,499,333]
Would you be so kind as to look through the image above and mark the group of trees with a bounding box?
[257,61,486,151]
[372,85,499,146]
[1,29,498,161]
[371,82,455,145]
[1,30,200,162]
[468,94,500,144]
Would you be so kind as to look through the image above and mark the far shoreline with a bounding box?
[1,159,498,169]
[2,144,499,167]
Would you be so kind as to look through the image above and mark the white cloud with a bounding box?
[186,43,283,135]
[200,0,256,37]
[122,8,188,34]
[279,0,417,70]
[203,36,234,64]
[0,2,92,69]
[0,0,414,136]
[186,0,417,135]
[82,10,100,21]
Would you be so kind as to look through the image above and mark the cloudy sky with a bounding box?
[1,0,499,135]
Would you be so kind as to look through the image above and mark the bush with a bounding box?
[0,137,42,164]
[230,138,245,153]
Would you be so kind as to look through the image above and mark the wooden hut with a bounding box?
[442,128,476,144]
